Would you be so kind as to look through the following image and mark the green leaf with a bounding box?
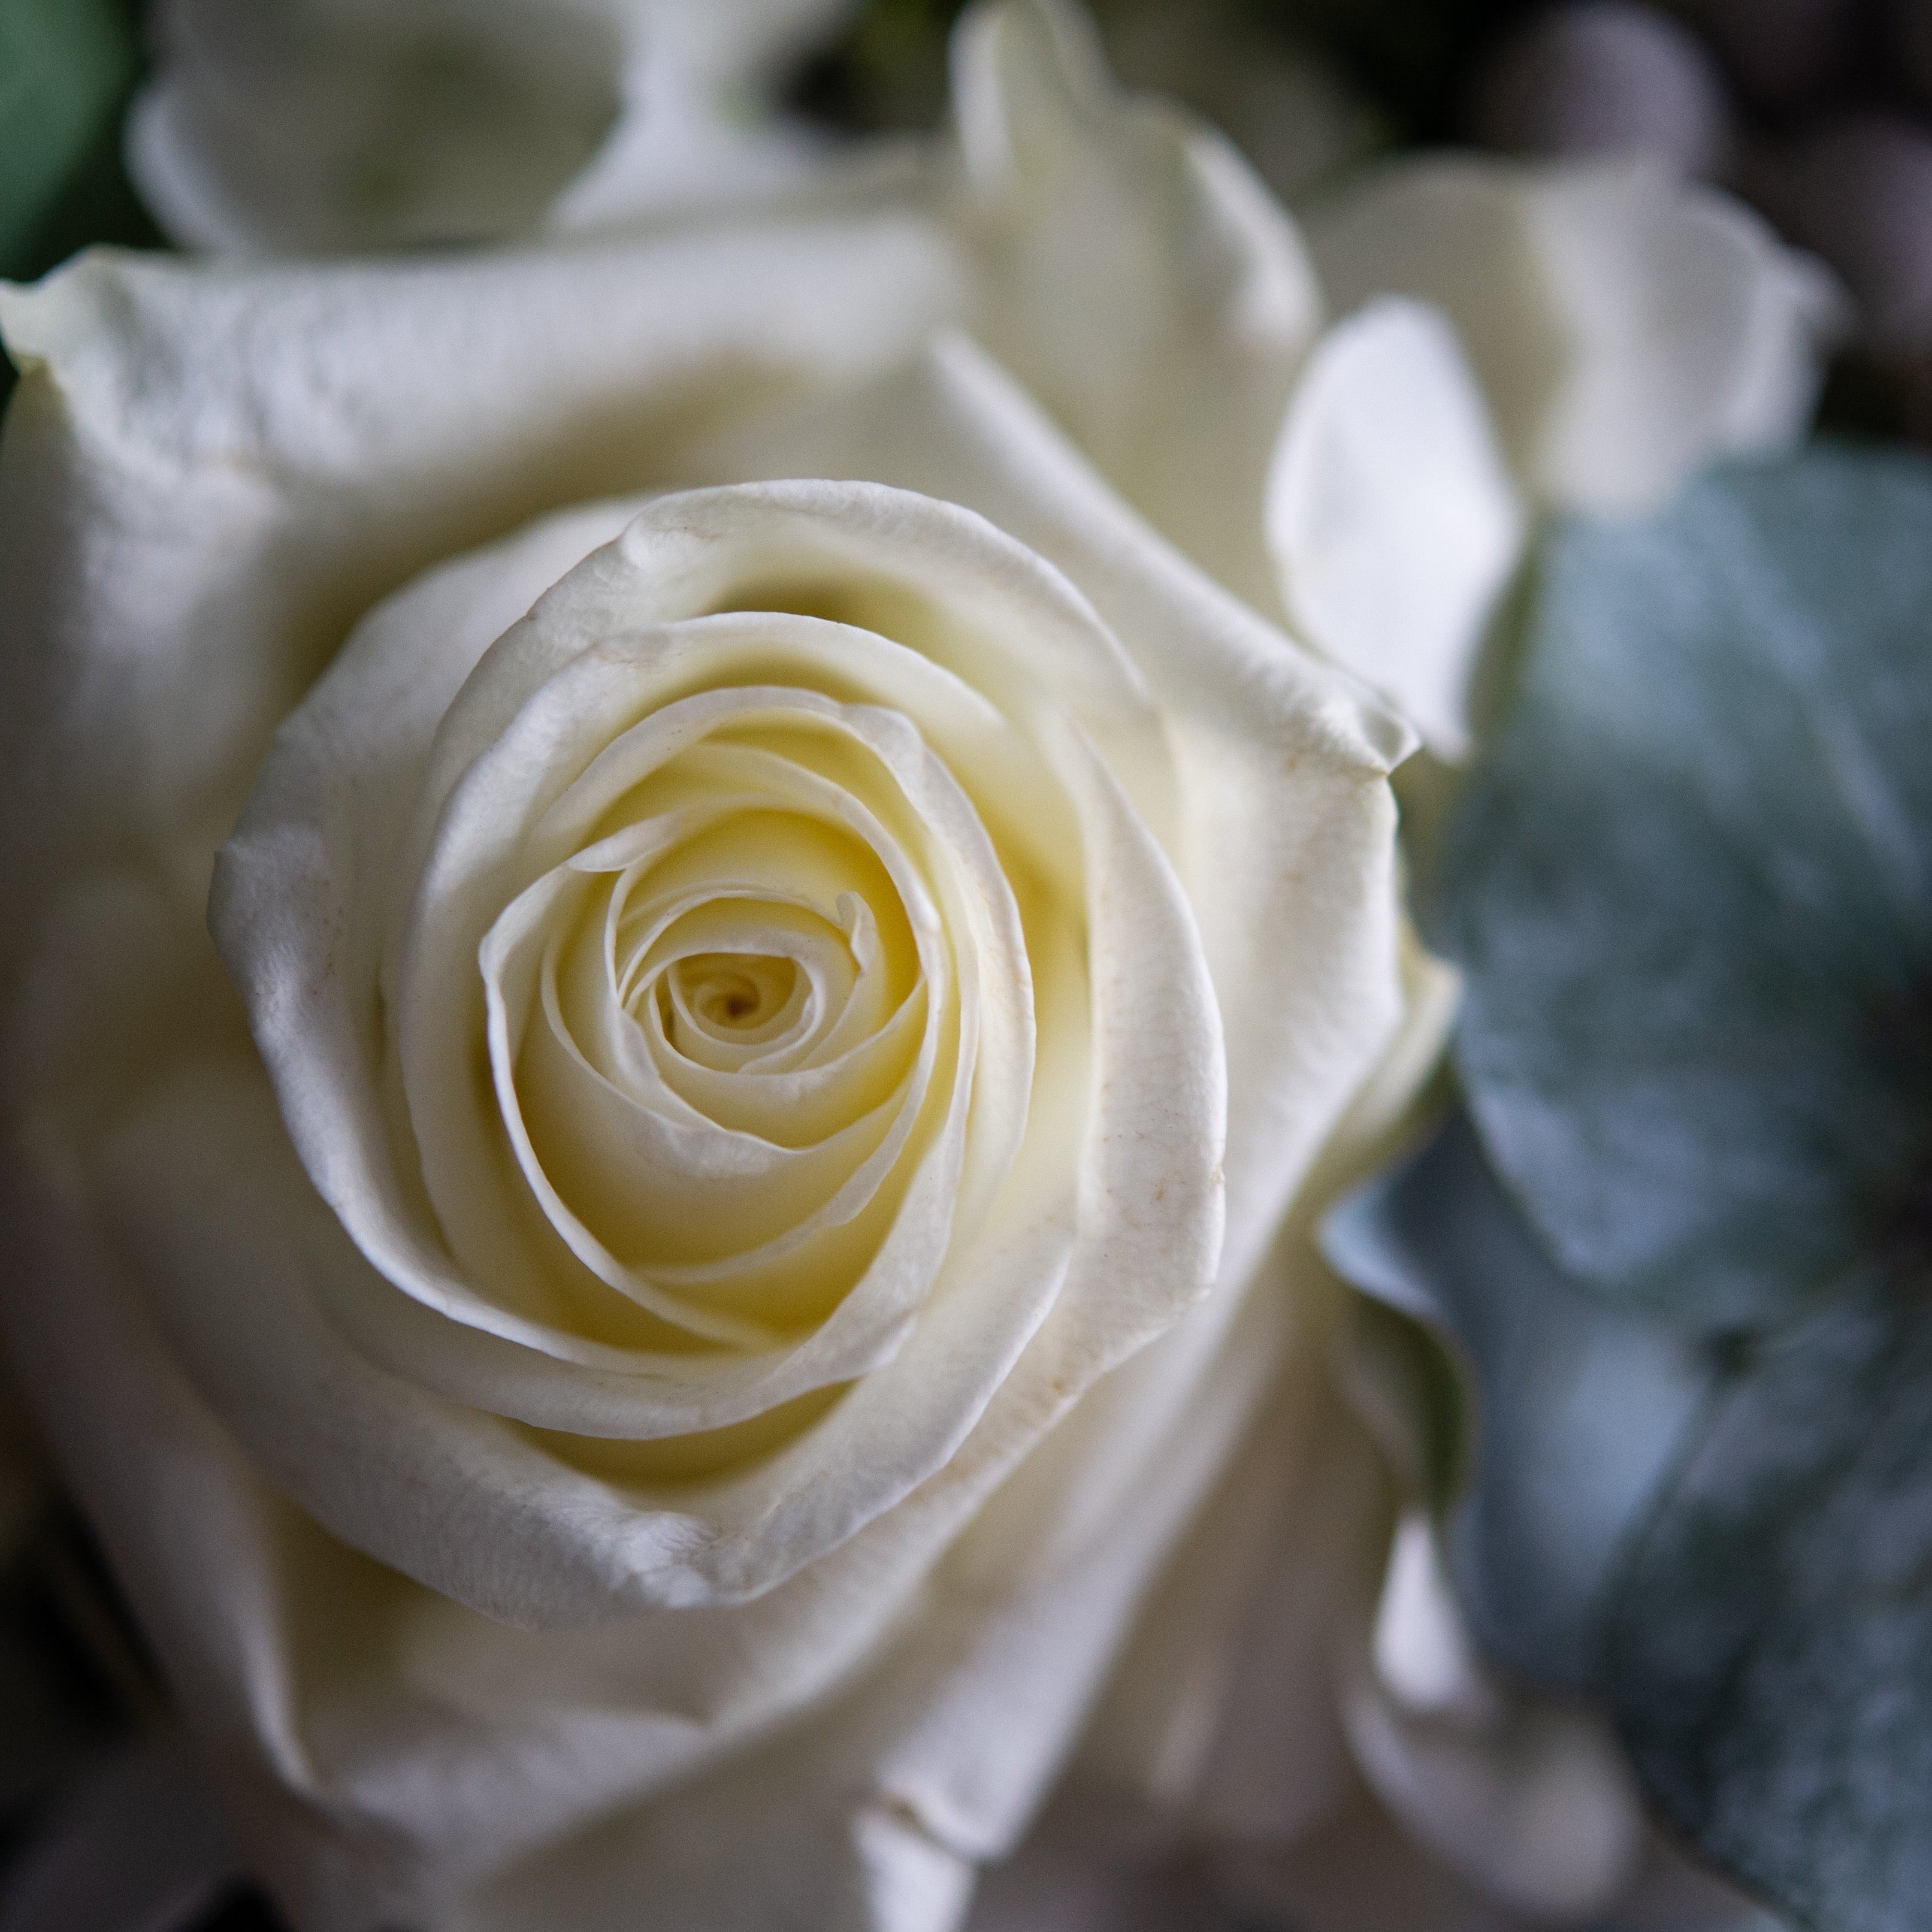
[1609,1274,1932,1931]
[1427,445,1932,1330]
[0,0,150,282]
[1323,1108,1716,1690]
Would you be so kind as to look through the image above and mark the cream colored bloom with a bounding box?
[198,468,1258,1627]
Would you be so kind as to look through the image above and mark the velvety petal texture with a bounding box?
[205,477,1231,1622]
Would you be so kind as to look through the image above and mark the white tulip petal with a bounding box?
[1307,155,1843,515]
[1266,298,1527,761]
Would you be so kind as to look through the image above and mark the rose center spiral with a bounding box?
[666,951,803,1049]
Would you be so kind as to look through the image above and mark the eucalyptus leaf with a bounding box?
[1413,442,1932,1930]
[1427,445,1932,1329]
[1609,1274,1932,1932]
[1323,1109,1715,1691]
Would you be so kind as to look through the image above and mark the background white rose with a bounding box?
[126,0,866,255]
[1272,153,1844,760]
[0,5,1839,1930]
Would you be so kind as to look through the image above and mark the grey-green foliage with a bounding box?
[1323,1109,1716,1690]
[1426,444,1932,1331]
[1610,1277,1932,1931]
[1326,445,1932,1932]
[0,0,144,281]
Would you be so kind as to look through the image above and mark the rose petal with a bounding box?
[193,474,1228,1614]
[0,213,965,927]
[696,334,1410,1289]
[1266,298,1526,762]
[954,0,1323,612]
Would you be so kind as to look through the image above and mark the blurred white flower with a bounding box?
[1093,0,1384,208]
[1287,152,1843,754]
[125,0,863,254]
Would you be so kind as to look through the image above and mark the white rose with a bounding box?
[1269,153,1843,760]
[126,0,863,255]
[0,6,1414,1928]
[0,7,1839,1928]
[195,468,1267,1628]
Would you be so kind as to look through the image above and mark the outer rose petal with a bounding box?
[126,0,861,255]
[1307,155,1844,515]
[1265,298,1526,762]
[0,213,965,929]
[953,0,1323,614]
